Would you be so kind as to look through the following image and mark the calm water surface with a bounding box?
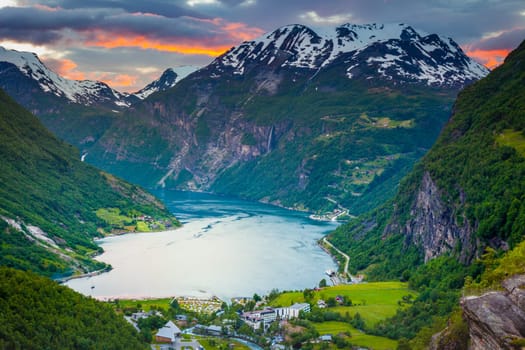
[66,190,338,301]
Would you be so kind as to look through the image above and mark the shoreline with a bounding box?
[58,226,182,284]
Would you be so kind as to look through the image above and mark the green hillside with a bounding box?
[0,89,179,278]
[0,266,147,349]
[328,40,525,343]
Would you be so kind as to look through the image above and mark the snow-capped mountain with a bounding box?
[0,46,133,107]
[133,66,200,99]
[211,23,489,87]
[0,47,200,108]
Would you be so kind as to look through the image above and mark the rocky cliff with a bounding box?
[461,275,525,350]
[385,171,479,263]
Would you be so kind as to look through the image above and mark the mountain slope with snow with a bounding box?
[212,23,488,87]
[0,46,132,107]
[133,66,200,99]
[0,47,200,108]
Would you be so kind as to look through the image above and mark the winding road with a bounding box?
[322,237,350,277]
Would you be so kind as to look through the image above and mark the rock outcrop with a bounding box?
[383,171,480,263]
[461,275,525,350]
[404,171,479,263]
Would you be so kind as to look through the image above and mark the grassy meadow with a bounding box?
[314,321,398,350]
[271,282,416,327]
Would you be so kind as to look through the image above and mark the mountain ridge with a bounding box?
[213,22,488,87]
[0,22,490,215]
[0,46,200,108]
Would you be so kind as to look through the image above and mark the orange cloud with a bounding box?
[86,33,232,56]
[221,22,264,42]
[82,18,264,57]
[42,57,137,90]
[465,49,511,69]
[33,4,60,11]
[97,73,137,89]
[43,57,86,80]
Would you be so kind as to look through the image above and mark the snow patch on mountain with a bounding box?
[0,46,131,107]
[133,66,200,99]
[0,46,201,107]
[214,23,489,87]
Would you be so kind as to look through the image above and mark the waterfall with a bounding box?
[267,125,274,152]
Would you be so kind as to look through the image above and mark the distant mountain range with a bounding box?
[0,46,200,108]
[0,22,489,214]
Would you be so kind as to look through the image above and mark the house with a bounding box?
[194,324,223,336]
[131,311,147,321]
[275,303,310,320]
[206,325,222,336]
[175,314,188,321]
[317,299,327,309]
[131,310,161,321]
[319,334,333,342]
[155,320,182,343]
[241,308,277,330]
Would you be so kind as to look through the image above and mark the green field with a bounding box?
[314,321,397,350]
[96,208,134,227]
[114,297,173,312]
[198,337,250,350]
[496,129,525,157]
[271,282,416,327]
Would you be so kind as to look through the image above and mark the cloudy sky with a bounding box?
[0,0,523,92]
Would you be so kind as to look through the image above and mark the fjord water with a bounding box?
[66,190,338,301]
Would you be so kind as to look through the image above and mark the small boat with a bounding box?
[325,269,335,277]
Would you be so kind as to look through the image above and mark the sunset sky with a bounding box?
[0,0,523,92]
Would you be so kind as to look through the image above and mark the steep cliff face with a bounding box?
[399,171,478,262]
[461,275,525,350]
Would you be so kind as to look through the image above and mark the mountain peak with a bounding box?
[133,66,200,99]
[212,22,489,88]
[0,45,131,107]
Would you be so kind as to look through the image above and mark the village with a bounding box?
[122,296,318,350]
[113,273,408,350]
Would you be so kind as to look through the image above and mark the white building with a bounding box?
[275,303,311,320]
[241,308,277,330]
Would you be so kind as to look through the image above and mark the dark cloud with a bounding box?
[3,0,524,91]
[11,0,524,47]
[21,0,204,18]
[0,5,250,46]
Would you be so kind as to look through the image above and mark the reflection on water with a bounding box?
[66,190,338,300]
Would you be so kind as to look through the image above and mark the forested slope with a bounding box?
[0,267,147,349]
[0,89,179,277]
[328,39,525,343]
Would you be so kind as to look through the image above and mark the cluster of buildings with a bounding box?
[241,303,311,330]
